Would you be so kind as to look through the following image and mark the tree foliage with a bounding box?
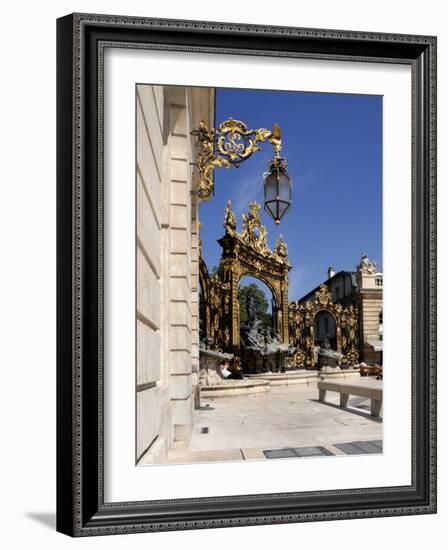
[238,283,273,329]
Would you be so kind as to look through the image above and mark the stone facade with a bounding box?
[136,85,214,464]
[298,255,383,363]
[354,261,383,363]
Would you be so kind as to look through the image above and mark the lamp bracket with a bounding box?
[194,118,281,199]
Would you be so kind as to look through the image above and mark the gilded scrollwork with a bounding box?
[223,201,290,268]
[195,118,281,199]
[315,284,333,306]
[199,255,232,352]
[239,201,271,256]
[200,200,291,353]
[202,222,360,366]
[344,345,359,365]
[288,286,360,368]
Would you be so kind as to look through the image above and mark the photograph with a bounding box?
[136,84,384,466]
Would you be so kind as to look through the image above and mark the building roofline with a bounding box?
[296,270,355,304]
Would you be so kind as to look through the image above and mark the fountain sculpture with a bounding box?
[240,295,296,374]
[316,333,344,371]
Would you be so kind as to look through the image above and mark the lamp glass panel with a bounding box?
[264,173,278,201]
[265,200,277,220]
[278,172,291,201]
[277,200,290,219]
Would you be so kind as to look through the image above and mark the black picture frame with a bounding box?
[57,13,437,536]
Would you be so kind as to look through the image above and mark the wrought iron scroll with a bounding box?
[288,284,360,368]
[195,118,281,199]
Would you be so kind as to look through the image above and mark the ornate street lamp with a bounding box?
[194,118,292,224]
[263,156,292,225]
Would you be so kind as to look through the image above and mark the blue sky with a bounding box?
[199,87,382,301]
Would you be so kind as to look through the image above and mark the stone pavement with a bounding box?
[167,377,383,464]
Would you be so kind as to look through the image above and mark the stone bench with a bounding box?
[317,380,383,417]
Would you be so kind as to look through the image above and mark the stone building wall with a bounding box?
[136,84,169,463]
[356,268,383,362]
[358,294,383,362]
[136,84,214,463]
[360,296,383,342]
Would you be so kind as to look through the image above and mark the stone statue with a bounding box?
[274,234,288,259]
[255,224,269,255]
[240,201,271,256]
[247,294,257,324]
[239,309,296,374]
[358,253,376,274]
[244,327,265,350]
[317,332,343,369]
[224,200,237,234]
[321,333,331,350]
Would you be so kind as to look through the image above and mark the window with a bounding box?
[379,310,383,341]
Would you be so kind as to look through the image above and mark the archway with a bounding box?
[218,201,291,354]
[314,310,337,349]
[198,201,291,357]
[238,275,275,331]
[289,284,360,368]
[238,275,289,373]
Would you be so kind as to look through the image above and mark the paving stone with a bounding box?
[167,382,383,463]
[334,440,383,455]
[292,446,334,457]
[241,448,266,460]
[263,446,334,459]
[263,448,297,459]
[354,439,383,451]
